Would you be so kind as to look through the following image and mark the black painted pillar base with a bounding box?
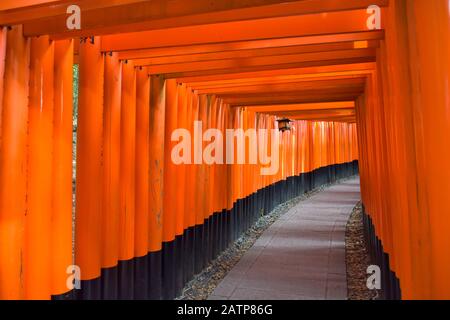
[362,204,402,300]
[161,241,176,300]
[148,250,162,300]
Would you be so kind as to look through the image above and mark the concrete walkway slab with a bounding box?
[209,178,360,300]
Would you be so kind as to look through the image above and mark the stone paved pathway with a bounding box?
[209,178,361,300]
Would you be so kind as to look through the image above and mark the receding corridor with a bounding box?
[210,178,361,300]
[2,0,450,300]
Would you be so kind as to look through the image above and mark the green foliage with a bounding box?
[73,64,79,131]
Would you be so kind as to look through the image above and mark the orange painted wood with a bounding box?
[51,39,73,296]
[75,37,104,281]
[148,75,165,252]
[221,89,363,106]
[197,95,209,222]
[140,49,376,74]
[184,88,196,229]
[203,95,212,219]
[270,108,355,117]
[101,9,377,51]
[180,62,375,83]
[193,94,205,226]
[189,74,368,92]
[135,67,150,257]
[19,0,387,38]
[117,31,383,60]
[207,95,218,215]
[175,83,186,236]
[119,61,137,261]
[247,102,355,113]
[0,0,415,301]
[196,78,366,95]
[0,25,30,300]
[24,35,55,299]
[134,42,379,67]
[162,79,178,242]
[163,57,374,79]
[1,0,143,25]
[406,0,450,299]
[101,52,122,269]
[0,0,62,11]
[0,27,6,143]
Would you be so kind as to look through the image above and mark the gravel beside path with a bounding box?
[345,202,379,300]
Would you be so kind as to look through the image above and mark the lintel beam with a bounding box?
[164,57,375,79]
[245,101,355,112]
[117,31,383,59]
[193,74,367,93]
[100,9,382,51]
[140,49,375,75]
[127,41,379,66]
[196,77,366,95]
[9,0,388,38]
[268,108,356,117]
[179,62,376,83]
[224,89,363,106]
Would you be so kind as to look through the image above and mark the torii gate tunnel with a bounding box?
[0,0,449,300]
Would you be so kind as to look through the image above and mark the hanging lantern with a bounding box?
[277,118,292,132]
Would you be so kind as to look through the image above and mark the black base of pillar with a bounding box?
[362,204,402,300]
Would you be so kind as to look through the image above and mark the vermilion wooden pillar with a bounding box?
[0,25,30,300]
[51,39,74,297]
[163,79,178,244]
[203,96,211,225]
[175,83,187,238]
[407,0,450,299]
[148,74,166,299]
[148,75,165,255]
[184,89,196,234]
[192,92,205,274]
[182,87,195,282]
[118,60,137,299]
[206,95,216,217]
[75,37,104,293]
[369,0,425,298]
[174,83,187,294]
[193,94,204,228]
[134,67,150,299]
[216,100,226,214]
[199,94,209,267]
[0,27,6,142]
[162,78,178,298]
[101,52,122,299]
[135,67,150,259]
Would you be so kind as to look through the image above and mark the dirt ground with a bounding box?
[345,202,379,300]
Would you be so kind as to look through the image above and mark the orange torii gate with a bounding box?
[0,0,449,301]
